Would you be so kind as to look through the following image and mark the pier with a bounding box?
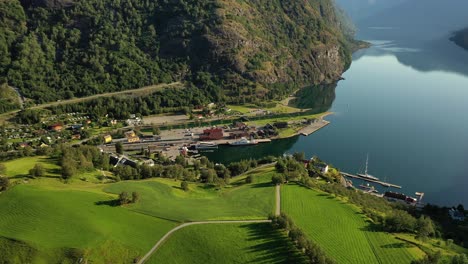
[341,172,402,189]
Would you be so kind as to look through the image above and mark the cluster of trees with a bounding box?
[111,154,277,187]
[47,86,210,120]
[29,163,45,177]
[0,84,20,114]
[0,164,9,191]
[411,251,468,264]
[57,145,110,180]
[269,213,336,264]
[118,191,139,205]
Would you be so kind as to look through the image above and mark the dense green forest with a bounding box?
[0,0,354,111]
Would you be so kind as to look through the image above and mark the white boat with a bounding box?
[195,142,218,149]
[357,154,380,181]
[229,137,258,146]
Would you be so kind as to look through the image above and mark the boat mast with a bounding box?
[364,154,369,176]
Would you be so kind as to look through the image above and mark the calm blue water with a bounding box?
[206,35,468,206]
[288,41,468,206]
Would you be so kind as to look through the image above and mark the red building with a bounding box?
[49,124,63,132]
[199,128,223,140]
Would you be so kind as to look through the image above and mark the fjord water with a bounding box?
[206,28,468,206]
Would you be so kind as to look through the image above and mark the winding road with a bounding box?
[138,182,282,264]
[137,220,272,264]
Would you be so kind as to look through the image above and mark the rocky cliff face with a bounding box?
[202,0,352,97]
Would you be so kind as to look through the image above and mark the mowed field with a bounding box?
[104,169,276,221]
[147,223,307,264]
[281,184,425,264]
[0,183,176,263]
[2,156,61,178]
[0,162,278,263]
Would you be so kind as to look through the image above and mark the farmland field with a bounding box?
[147,223,307,264]
[281,184,425,264]
[0,184,176,263]
[104,170,276,221]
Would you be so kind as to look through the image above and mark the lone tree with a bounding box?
[61,163,76,180]
[181,181,189,192]
[119,192,131,205]
[29,163,45,177]
[0,176,9,191]
[245,175,253,184]
[131,191,140,203]
[115,142,123,155]
[272,174,285,185]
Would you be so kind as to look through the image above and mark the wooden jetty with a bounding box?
[341,172,402,189]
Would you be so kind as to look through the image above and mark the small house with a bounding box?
[103,135,113,144]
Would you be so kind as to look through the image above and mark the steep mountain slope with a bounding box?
[0,0,354,106]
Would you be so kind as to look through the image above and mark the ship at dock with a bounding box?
[357,154,380,181]
[229,137,258,146]
[193,142,218,150]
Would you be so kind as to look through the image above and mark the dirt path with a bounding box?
[275,184,281,216]
[30,82,181,110]
[137,219,272,264]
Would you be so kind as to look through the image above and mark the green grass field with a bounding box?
[0,184,176,263]
[147,223,307,264]
[2,156,61,179]
[104,171,275,221]
[281,184,425,264]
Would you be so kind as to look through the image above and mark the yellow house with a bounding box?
[104,135,113,143]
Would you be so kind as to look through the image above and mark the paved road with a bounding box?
[275,184,281,216]
[137,220,272,264]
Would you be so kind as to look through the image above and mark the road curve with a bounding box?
[137,219,272,264]
[275,184,281,216]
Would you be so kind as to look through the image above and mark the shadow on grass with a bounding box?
[239,223,308,264]
[381,242,414,249]
[250,182,274,189]
[95,199,120,207]
[46,168,62,176]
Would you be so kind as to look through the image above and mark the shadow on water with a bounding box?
[238,223,307,264]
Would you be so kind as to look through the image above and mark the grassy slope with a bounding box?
[0,184,176,263]
[147,223,307,264]
[281,184,424,264]
[2,156,61,179]
[104,169,276,221]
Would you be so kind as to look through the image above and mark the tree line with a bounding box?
[269,213,336,264]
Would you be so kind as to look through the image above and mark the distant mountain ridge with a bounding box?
[0,0,356,106]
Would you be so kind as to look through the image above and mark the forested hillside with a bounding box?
[0,0,354,107]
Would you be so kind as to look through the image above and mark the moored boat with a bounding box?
[229,137,258,146]
[195,142,218,149]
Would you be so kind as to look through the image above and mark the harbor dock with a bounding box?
[341,172,402,189]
